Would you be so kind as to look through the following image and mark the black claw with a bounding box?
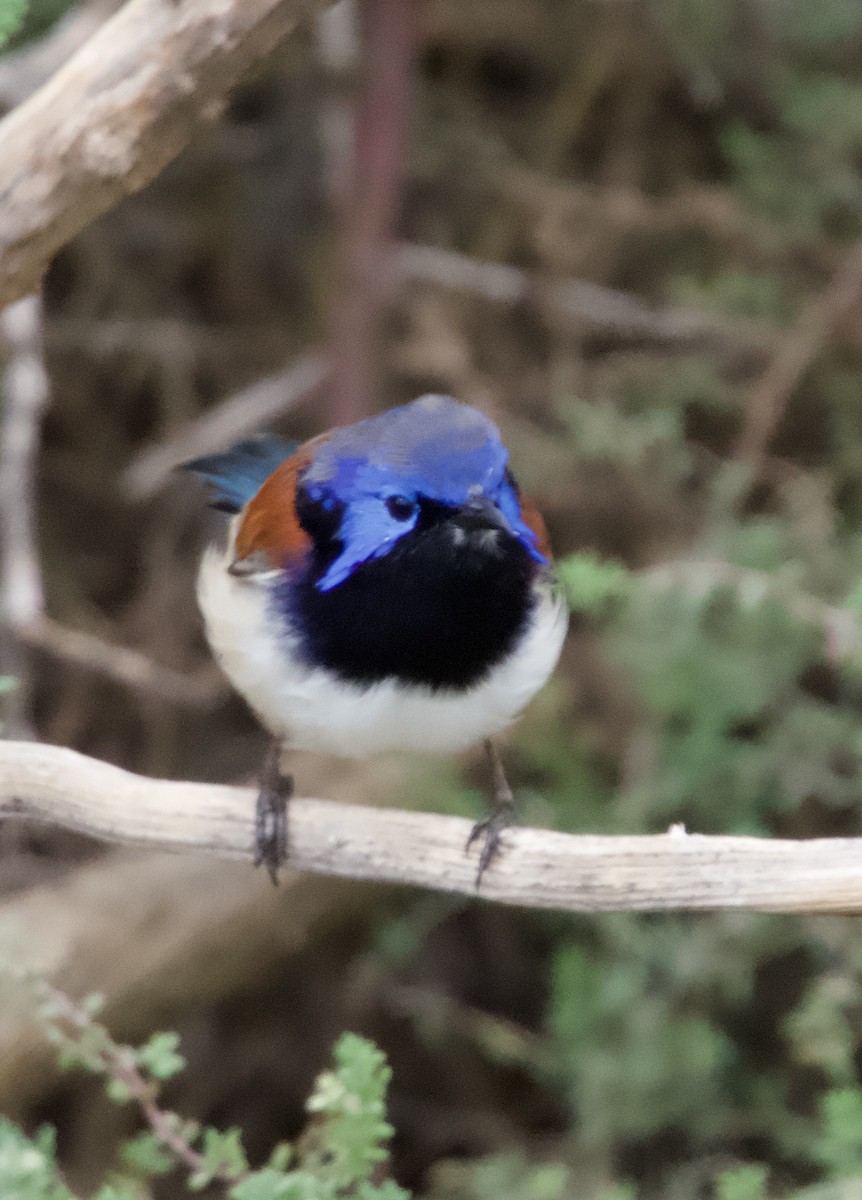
[254,746,292,885]
[465,740,517,888]
[465,802,514,888]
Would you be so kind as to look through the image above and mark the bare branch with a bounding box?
[120,237,771,506]
[19,616,226,707]
[734,243,862,469]
[0,294,49,631]
[395,242,775,354]
[122,350,327,501]
[0,292,50,733]
[0,0,120,113]
[4,741,862,913]
[0,0,330,308]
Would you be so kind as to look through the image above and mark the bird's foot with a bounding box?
[465,739,516,888]
[254,745,292,885]
[466,800,515,888]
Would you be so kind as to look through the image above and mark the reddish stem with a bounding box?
[327,0,418,425]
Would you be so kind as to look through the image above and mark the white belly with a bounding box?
[197,541,567,757]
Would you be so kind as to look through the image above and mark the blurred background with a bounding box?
[4,0,862,1196]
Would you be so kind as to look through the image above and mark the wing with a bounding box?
[229,442,319,575]
[183,436,296,514]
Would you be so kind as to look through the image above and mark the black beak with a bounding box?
[456,496,513,535]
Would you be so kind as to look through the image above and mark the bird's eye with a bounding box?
[385,495,417,522]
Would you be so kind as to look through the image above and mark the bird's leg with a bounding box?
[465,739,516,887]
[254,741,292,885]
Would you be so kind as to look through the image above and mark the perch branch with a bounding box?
[0,0,330,308]
[3,741,862,913]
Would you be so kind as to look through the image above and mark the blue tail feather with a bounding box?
[183,436,296,513]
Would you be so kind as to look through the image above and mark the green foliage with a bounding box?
[558,552,629,616]
[135,1030,186,1080]
[547,939,734,1145]
[0,0,76,50]
[231,1032,411,1200]
[119,1131,175,1177]
[559,396,691,482]
[302,1033,399,1188]
[0,972,408,1200]
[192,1128,250,1190]
[813,1088,862,1180]
[426,1152,572,1200]
[0,1120,73,1200]
[715,1164,770,1200]
[0,0,27,48]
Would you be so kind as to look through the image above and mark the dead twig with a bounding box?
[122,349,327,501]
[4,741,862,913]
[120,239,768,507]
[0,293,50,732]
[395,242,775,354]
[0,295,222,710]
[734,243,862,469]
[18,616,226,708]
[0,0,332,308]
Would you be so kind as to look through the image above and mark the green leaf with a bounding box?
[303,1033,396,1184]
[190,1127,249,1190]
[0,1118,72,1200]
[558,552,630,616]
[105,1079,133,1104]
[230,1167,328,1200]
[119,1130,176,1177]
[135,1031,185,1081]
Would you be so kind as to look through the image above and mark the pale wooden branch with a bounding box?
[0,294,49,631]
[0,757,400,1116]
[0,292,50,734]
[3,740,862,913]
[0,0,329,308]
[0,0,120,113]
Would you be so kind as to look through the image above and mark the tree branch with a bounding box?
[3,740,862,913]
[0,0,329,308]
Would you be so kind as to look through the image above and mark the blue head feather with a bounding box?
[183,436,296,513]
[303,395,545,590]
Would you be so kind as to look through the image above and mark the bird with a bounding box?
[184,394,568,884]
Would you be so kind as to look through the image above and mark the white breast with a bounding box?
[197,533,567,758]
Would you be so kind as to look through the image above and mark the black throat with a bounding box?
[279,517,538,691]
